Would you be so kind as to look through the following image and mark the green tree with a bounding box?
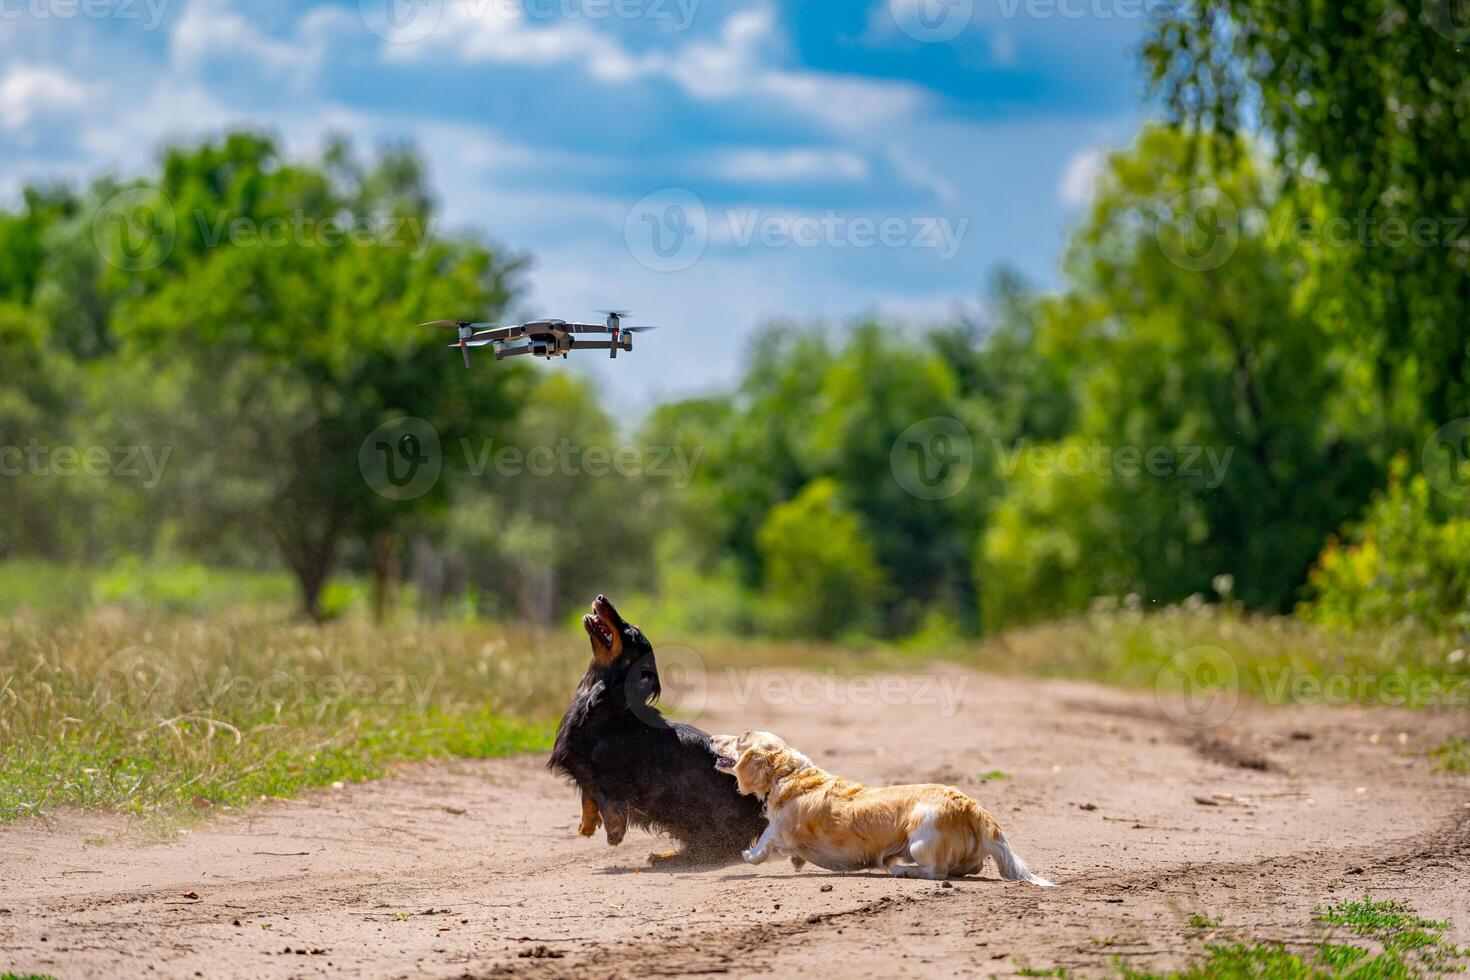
[1145,0,1470,440]
[930,268,1076,445]
[107,134,524,618]
[800,322,984,634]
[1024,126,1376,612]
[444,373,656,623]
[757,478,885,639]
[0,305,71,558]
[643,322,991,638]
[978,438,1130,629]
[0,185,75,307]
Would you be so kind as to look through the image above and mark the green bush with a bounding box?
[976,440,1134,630]
[1301,457,1470,639]
[757,479,886,640]
[90,558,299,615]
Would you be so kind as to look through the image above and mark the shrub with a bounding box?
[757,479,885,640]
[1301,457,1470,639]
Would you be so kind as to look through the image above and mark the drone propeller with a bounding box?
[622,325,659,333]
[421,320,502,332]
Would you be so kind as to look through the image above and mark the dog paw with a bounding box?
[742,848,759,863]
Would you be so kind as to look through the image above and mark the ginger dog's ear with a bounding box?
[732,745,772,798]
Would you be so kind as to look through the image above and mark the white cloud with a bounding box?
[651,5,925,131]
[711,148,869,183]
[389,1,638,80]
[1058,145,1108,207]
[885,143,957,205]
[170,0,334,88]
[387,0,923,133]
[0,64,89,133]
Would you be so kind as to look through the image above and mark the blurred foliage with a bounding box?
[441,372,656,622]
[1145,0,1470,442]
[5,7,1470,645]
[1006,126,1378,619]
[978,438,1127,630]
[757,478,886,640]
[0,132,532,620]
[1302,457,1470,637]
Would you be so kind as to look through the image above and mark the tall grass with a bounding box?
[966,600,1469,710]
[0,613,577,823]
[661,600,1468,712]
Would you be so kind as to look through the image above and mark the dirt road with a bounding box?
[3,665,1468,979]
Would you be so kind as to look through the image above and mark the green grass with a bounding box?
[3,974,59,980]
[1430,740,1469,774]
[661,602,1467,713]
[1116,897,1467,980]
[0,613,572,824]
[1187,913,1222,930]
[1318,897,1465,973]
[929,604,1467,712]
[0,558,381,621]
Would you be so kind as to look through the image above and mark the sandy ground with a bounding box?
[3,665,1468,979]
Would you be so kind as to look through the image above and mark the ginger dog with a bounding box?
[710,730,1053,884]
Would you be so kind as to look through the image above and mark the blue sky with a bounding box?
[1,0,1153,407]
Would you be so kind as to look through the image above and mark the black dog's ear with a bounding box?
[625,650,660,705]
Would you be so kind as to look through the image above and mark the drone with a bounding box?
[420,311,658,367]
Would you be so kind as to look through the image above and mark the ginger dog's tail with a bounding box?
[983,829,1054,887]
[950,794,1055,886]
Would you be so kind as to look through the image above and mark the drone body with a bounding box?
[420,311,657,367]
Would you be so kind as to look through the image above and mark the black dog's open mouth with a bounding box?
[583,612,614,649]
[713,754,736,772]
[584,595,624,658]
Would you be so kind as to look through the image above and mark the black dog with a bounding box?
[548,595,766,864]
